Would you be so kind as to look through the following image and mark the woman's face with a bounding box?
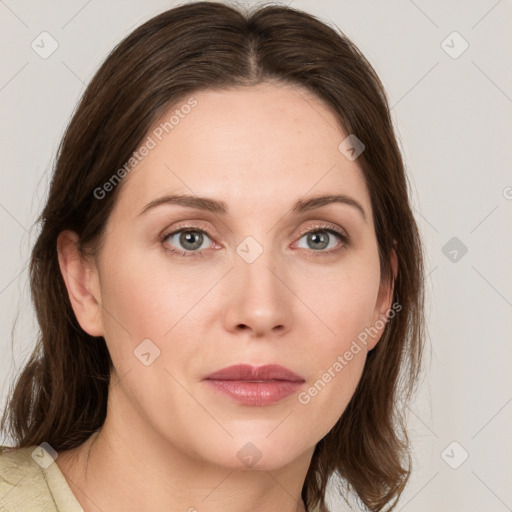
[73,82,395,470]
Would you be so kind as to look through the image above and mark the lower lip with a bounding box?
[204,379,303,406]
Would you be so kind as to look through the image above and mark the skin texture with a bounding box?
[56,82,397,512]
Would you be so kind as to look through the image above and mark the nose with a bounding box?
[222,247,292,338]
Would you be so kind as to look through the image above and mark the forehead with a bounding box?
[115,82,372,221]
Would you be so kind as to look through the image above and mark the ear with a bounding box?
[366,242,398,351]
[57,230,104,337]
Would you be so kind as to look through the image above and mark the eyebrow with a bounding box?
[138,193,367,222]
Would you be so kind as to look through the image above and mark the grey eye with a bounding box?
[297,230,340,251]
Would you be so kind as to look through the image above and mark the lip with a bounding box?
[203,364,305,406]
[204,364,304,382]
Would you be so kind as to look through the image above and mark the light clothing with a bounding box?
[1,445,325,512]
[0,445,83,512]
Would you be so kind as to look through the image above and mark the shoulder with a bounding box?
[0,445,58,511]
[0,444,47,486]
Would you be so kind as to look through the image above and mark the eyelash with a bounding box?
[160,222,350,258]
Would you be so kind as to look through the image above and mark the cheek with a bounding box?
[93,254,169,383]
[96,246,216,378]
[297,349,366,438]
[292,253,380,431]
[95,255,203,425]
[296,301,371,438]
[296,252,381,342]
[98,248,180,337]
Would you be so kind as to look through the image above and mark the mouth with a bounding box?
[203,364,305,406]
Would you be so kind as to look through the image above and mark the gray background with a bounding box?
[1,1,511,510]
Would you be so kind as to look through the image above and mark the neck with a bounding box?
[56,384,313,512]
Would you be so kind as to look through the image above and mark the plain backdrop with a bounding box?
[1,1,511,511]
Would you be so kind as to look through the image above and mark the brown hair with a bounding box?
[1,2,425,511]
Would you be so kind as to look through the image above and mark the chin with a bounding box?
[202,436,308,472]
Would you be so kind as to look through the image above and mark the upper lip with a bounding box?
[204,364,305,382]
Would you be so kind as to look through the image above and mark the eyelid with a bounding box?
[161,221,216,239]
[295,221,349,241]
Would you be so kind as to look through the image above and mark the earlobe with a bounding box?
[57,230,104,337]
[367,244,399,351]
